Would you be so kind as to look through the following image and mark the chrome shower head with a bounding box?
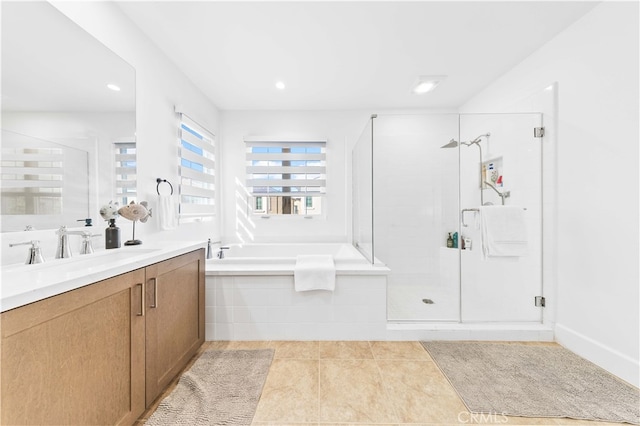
[440,139,459,149]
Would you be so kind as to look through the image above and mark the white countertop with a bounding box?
[1,240,206,312]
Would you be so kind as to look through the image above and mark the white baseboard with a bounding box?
[386,322,554,342]
[555,323,639,387]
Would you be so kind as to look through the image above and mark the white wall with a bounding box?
[50,1,222,244]
[219,110,370,244]
[461,2,639,386]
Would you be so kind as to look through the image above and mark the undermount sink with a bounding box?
[2,247,161,274]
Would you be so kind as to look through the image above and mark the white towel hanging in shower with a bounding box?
[479,206,528,257]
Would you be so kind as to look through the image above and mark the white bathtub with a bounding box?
[205,243,389,340]
[206,243,382,275]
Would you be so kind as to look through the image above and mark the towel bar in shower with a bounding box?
[461,208,480,227]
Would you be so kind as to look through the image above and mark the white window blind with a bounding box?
[114,140,136,205]
[245,140,326,216]
[179,114,215,218]
[0,147,63,215]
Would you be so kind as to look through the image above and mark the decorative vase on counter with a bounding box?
[100,200,121,249]
[105,219,121,249]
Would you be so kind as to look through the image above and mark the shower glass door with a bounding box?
[373,114,461,321]
[353,118,374,263]
[458,113,543,322]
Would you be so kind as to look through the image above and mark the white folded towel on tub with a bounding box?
[480,206,528,257]
[294,255,336,292]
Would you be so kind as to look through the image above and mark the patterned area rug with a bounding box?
[421,341,640,425]
[146,349,274,426]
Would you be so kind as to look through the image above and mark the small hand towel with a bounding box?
[479,206,528,257]
[294,255,336,292]
[158,194,178,230]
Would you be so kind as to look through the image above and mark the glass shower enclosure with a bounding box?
[353,113,544,323]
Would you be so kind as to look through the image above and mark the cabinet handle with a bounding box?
[150,277,158,309]
[136,283,144,316]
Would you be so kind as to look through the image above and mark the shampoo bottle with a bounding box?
[105,219,121,249]
[446,233,453,248]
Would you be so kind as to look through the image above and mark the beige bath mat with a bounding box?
[146,349,274,426]
[421,341,640,424]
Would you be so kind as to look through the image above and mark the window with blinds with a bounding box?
[179,114,215,220]
[1,146,63,215]
[114,140,136,206]
[246,140,325,216]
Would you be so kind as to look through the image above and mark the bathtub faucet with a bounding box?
[217,246,229,259]
[207,239,222,259]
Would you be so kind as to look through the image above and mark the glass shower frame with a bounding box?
[352,116,374,264]
[353,112,544,323]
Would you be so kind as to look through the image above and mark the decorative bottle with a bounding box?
[105,219,121,249]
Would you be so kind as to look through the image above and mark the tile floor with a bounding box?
[139,341,625,426]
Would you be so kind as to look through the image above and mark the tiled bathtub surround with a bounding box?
[206,272,555,342]
[206,275,388,341]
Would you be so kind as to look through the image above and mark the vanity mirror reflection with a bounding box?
[1,2,136,232]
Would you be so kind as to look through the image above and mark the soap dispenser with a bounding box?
[446,233,453,248]
[105,218,121,249]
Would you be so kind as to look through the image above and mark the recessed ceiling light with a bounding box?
[412,75,446,95]
[107,83,121,92]
[275,81,285,90]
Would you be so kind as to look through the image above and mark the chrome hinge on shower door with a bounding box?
[535,296,546,307]
[534,127,545,138]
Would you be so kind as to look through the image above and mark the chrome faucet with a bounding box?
[206,239,214,259]
[207,238,229,259]
[79,232,101,255]
[9,240,45,264]
[217,246,229,259]
[56,226,98,258]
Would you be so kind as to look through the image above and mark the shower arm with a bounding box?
[444,133,491,206]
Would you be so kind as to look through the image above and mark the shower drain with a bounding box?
[422,298,435,304]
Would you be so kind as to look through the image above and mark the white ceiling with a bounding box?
[117,1,599,111]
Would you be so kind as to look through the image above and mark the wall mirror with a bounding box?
[1,2,136,232]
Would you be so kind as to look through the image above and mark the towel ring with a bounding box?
[156,178,174,195]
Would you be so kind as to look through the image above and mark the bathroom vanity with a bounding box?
[0,245,205,425]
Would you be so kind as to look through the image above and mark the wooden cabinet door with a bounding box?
[144,249,205,406]
[1,269,146,425]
